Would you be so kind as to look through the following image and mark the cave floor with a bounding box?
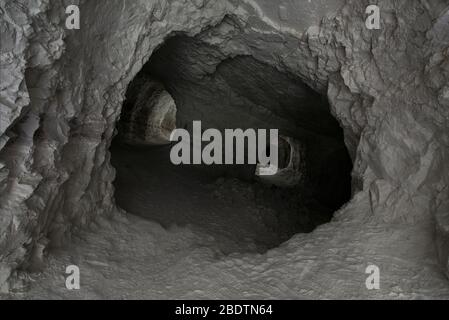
[8,145,449,299]
[110,143,298,254]
[12,209,449,299]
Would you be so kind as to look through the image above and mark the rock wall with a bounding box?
[0,0,448,290]
[118,74,176,146]
[256,136,305,188]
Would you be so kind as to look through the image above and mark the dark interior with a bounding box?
[111,34,353,254]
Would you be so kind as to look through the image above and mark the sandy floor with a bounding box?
[6,144,449,299]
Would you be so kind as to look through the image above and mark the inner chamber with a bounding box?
[110,34,353,254]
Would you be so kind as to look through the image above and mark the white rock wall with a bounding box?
[118,75,176,146]
[0,0,448,290]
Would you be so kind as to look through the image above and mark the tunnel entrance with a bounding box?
[110,34,353,254]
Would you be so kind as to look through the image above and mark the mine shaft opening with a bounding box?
[110,34,353,255]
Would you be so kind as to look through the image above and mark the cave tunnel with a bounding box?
[2,0,448,300]
[110,34,353,254]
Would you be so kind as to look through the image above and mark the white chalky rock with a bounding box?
[0,0,448,295]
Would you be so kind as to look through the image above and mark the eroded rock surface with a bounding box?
[118,75,176,146]
[0,0,448,296]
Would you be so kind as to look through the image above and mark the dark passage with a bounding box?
[111,34,353,254]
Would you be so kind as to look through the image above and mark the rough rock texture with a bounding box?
[118,74,176,146]
[256,136,305,188]
[0,0,448,295]
[138,20,353,210]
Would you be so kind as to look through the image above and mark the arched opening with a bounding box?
[110,34,353,254]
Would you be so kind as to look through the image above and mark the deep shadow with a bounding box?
[110,34,353,254]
